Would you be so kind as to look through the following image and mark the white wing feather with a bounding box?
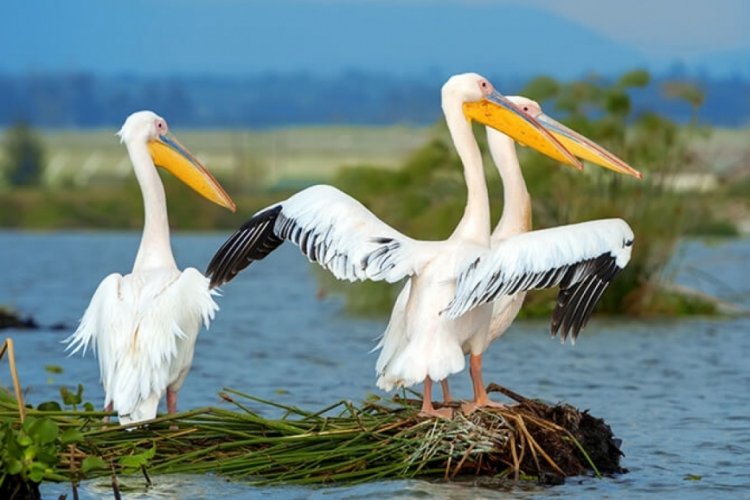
[446,219,634,318]
[208,185,441,287]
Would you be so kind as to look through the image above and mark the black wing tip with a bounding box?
[549,253,624,343]
[206,205,285,288]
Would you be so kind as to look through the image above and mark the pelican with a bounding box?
[206,73,595,417]
[65,111,236,425]
[207,73,636,416]
[419,96,642,412]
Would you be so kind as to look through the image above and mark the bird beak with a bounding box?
[463,91,582,169]
[148,133,237,211]
[534,113,642,179]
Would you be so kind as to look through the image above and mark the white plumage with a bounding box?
[448,219,634,320]
[67,269,217,424]
[66,111,235,425]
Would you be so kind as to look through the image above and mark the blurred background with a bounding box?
[1,0,749,317]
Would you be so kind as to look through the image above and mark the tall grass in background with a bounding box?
[323,70,725,317]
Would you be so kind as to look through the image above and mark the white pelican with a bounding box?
[433,96,642,411]
[66,111,236,425]
[207,73,587,417]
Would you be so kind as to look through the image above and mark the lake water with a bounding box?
[1,231,749,498]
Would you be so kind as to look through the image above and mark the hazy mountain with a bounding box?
[0,2,651,79]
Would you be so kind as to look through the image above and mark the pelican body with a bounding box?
[66,111,236,425]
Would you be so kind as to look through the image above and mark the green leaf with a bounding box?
[60,428,84,445]
[119,445,156,469]
[81,456,108,474]
[5,457,23,475]
[27,418,59,445]
[119,455,146,469]
[29,462,46,483]
[59,387,75,406]
[59,384,84,406]
[83,402,95,412]
[37,401,62,412]
[684,474,702,481]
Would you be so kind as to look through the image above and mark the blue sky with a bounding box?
[2,0,749,79]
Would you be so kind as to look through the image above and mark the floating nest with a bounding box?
[0,383,624,497]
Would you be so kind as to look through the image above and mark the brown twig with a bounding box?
[486,383,528,404]
[0,337,26,422]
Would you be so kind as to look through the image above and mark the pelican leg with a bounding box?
[103,402,113,423]
[440,379,453,404]
[419,377,453,419]
[167,389,179,430]
[167,389,178,414]
[463,354,506,414]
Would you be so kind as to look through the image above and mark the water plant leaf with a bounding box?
[59,384,84,407]
[26,418,59,445]
[5,457,23,475]
[44,365,63,374]
[60,428,84,445]
[81,456,108,474]
[29,461,47,482]
[37,401,62,412]
[119,445,156,469]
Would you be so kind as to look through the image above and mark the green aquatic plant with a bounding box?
[0,416,80,498]
[0,386,621,493]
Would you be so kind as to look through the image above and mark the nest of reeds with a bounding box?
[0,383,623,496]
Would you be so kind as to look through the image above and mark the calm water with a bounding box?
[1,231,749,499]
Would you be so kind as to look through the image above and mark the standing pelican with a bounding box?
[453,97,641,411]
[66,111,236,425]
[207,74,581,417]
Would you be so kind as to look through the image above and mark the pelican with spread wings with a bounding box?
[207,73,639,417]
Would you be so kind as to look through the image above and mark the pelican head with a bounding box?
[446,73,580,168]
[118,111,237,211]
[507,96,642,179]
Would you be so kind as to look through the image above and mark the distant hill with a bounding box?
[0,70,748,129]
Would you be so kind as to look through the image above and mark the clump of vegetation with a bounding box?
[321,69,726,317]
[0,385,622,494]
[1,122,46,187]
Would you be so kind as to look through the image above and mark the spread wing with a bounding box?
[207,184,439,288]
[445,218,634,342]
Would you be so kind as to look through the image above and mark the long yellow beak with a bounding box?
[148,133,236,211]
[463,91,582,169]
[536,113,642,179]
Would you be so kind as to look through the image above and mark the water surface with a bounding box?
[1,231,748,498]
